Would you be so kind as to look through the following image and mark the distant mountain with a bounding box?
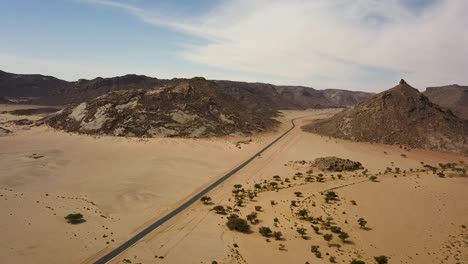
[321,89,374,107]
[303,80,468,154]
[424,85,468,120]
[0,70,68,100]
[46,78,279,138]
[215,80,335,109]
[0,70,373,109]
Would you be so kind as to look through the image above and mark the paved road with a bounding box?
[93,117,303,264]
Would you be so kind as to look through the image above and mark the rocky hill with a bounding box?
[215,81,336,109]
[217,81,373,109]
[46,78,279,138]
[321,89,374,107]
[0,70,372,109]
[42,74,166,105]
[0,70,68,100]
[303,80,468,154]
[424,85,468,120]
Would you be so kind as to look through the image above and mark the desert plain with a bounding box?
[0,105,467,264]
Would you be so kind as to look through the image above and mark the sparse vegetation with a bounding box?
[297,209,309,219]
[374,256,388,264]
[296,227,307,238]
[259,226,273,237]
[226,215,251,233]
[273,231,283,240]
[294,191,303,197]
[200,196,212,204]
[213,205,227,215]
[246,212,259,224]
[358,218,368,229]
[323,233,333,244]
[338,231,349,242]
[324,191,339,203]
[64,213,85,224]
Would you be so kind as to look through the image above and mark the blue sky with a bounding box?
[1,0,467,92]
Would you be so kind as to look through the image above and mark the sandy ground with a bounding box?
[0,105,297,264]
[1,106,467,264]
[103,112,468,264]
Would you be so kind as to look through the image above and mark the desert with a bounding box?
[1,102,467,264]
[2,1,468,263]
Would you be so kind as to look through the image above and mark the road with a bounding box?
[93,116,303,264]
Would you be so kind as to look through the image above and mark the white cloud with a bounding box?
[80,0,468,91]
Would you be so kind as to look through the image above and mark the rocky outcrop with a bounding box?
[304,80,468,154]
[46,78,279,138]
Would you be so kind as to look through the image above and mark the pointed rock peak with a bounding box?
[400,79,407,85]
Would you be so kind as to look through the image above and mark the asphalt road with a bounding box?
[93,117,302,264]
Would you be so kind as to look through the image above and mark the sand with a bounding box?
[1,106,467,264]
[0,105,293,264]
[98,112,468,264]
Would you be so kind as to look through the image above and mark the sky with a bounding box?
[1,0,467,92]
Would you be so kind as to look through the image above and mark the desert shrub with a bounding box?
[64,213,85,224]
[294,191,303,197]
[296,227,307,238]
[358,218,367,229]
[291,200,298,207]
[350,260,365,264]
[311,245,320,252]
[213,205,227,215]
[297,209,309,219]
[369,176,378,182]
[247,191,256,200]
[200,196,212,204]
[324,191,339,203]
[330,226,342,233]
[273,231,283,240]
[338,231,349,242]
[246,212,259,224]
[226,216,251,233]
[374,256,388,264]
[254,183,262,189]
[329,256,337,263]
[234,184,243,189]
[311,225,320,234]
[323,233,333,244]
[255,205,263,212]
[269,182,279,188]
[259,226,273,237]
[351,200,357,205]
